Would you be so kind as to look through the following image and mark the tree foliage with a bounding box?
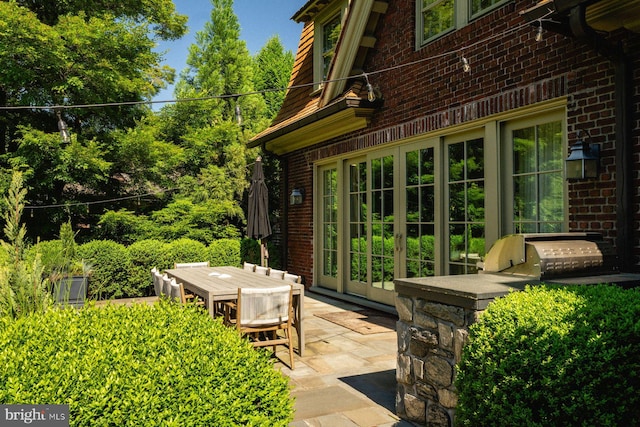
[0,0,295,246]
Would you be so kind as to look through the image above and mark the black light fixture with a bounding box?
[56,109,70,143]
[290,187,303,206]
[566,131,600,180]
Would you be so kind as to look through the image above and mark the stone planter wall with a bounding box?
[394,275,531,426]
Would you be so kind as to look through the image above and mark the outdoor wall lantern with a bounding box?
[290,187,304,206]
[566,132,599,180]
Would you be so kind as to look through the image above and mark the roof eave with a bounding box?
[249,98,375,155]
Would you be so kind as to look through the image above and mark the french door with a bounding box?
[317,138,485,306]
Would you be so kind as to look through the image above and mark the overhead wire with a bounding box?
[0,12,553,112]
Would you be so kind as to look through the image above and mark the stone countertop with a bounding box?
[394,273,540,310]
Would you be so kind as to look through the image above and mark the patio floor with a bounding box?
[272,292,416,427]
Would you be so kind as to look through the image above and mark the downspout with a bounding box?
[569,5,635,271]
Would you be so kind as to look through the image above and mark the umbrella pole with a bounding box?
[260,239,269,267]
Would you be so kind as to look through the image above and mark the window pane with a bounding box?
[406,150,419,186]
[467,138,484,180]
[514,174,537,222]
[538,121,563,171]
[449,142,464,181]
[421,186,435,222]
[468,181,485,221]
[349,194,358,222]
[513,127,536,174]
[407,187,419,222]
[470,0,504,17]
[539,171,564,222]
[422,0,454,41]
[449,182,466,221]
[421,147,435,184]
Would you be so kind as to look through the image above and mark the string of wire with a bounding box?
[0,14,551,111]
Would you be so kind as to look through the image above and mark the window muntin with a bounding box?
[512,121,564,233]
[447,138,485,275]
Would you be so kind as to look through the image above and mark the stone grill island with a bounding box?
[394,274,532,426]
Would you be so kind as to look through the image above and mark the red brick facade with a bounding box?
[268,0,640,287]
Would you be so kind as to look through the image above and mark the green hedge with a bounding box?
[456,284,640,426]
[77,240,133,299]
[0,301,293,426]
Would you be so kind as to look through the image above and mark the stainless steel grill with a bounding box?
[478,233,618,280]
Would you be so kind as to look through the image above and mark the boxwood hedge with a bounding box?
[456,284,640,427]
[0,301,293,426]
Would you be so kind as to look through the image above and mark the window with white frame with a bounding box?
[416,0,508,47]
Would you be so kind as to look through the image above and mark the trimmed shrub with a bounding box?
[0,301,293,426]
[77,240,133,299]
[208,239,241,267]
[164,238,208,267]
[456,284,640,427]
[127,239,170,296]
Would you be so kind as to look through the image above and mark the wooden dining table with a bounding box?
[165,266,305,356]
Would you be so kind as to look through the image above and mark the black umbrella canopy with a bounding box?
[247,156,272,240]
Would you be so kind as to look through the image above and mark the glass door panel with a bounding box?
[318,166,338,290]
[404,146,437,278]
[447,137,485,275]
[370,155,395,291]
[346,160,367,297]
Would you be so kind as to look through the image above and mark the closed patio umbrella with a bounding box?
[247,156,271,267]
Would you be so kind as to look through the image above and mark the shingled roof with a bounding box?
[249,0,388,154]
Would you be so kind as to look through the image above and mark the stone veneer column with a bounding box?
[394,275,531,426]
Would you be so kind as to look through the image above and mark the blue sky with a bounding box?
[154,0,303,103]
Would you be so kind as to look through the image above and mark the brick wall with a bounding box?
[282,0,640,283]
[283,150,314,286]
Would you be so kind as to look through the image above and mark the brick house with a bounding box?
[249,0,640,309]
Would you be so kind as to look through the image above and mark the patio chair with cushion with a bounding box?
[268,268,287,279]
[284,273,302,284]
[254,266,270,276]
[233,284,295,369]
[162,274,172,297]
[174,261,210,268]
[151,267,163,296]
[243,262,256,272]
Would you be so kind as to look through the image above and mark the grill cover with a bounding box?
[479,233,617,279]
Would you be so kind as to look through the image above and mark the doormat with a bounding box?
[315,309,397,334]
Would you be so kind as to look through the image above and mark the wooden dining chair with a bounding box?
[283,273,302,284]
[243,262,256,272]
[254,266,270,275]
[268,268,287,279]
[174,261,210,268]
[167,278,204,306]
[235,285,295,369]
